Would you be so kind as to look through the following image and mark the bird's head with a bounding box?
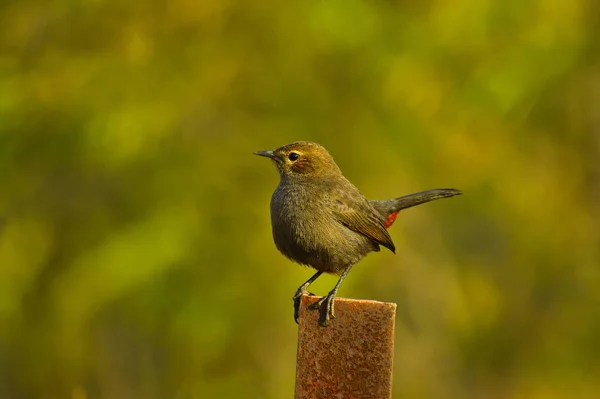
[254,141,341,180]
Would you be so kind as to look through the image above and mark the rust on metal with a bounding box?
[295,296,396,399]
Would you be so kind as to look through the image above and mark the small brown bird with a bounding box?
[254,141,461,326]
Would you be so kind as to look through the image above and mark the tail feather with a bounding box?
[370,188,462,221]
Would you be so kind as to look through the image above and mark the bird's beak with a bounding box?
[253,150,275,159]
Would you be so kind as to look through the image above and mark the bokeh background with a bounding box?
[1,0,599,398]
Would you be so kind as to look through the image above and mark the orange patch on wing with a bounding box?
[384,211,399,229]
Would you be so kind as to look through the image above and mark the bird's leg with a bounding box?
[293,270,323,324]
[312,265,354,327]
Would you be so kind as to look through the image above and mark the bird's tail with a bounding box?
[386,188,462,212]
[370,188,462,228]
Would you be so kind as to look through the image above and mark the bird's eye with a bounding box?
[288,152,300,161]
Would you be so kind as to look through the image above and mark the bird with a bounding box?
[254,141,461,326]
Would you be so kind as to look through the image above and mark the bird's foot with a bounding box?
[309,292,336,327]
[293,286,315,324]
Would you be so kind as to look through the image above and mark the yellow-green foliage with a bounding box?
[1,0,599,398]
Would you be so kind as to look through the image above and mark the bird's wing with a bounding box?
[331,190,396,253]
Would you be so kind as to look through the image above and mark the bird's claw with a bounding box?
[293,287,315,324]
[309,292,336,327]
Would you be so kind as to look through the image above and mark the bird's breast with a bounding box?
[269,183,376,273]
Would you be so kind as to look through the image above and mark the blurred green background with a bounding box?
[1,0,599,398]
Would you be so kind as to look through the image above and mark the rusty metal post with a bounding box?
[295,296,396,399]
